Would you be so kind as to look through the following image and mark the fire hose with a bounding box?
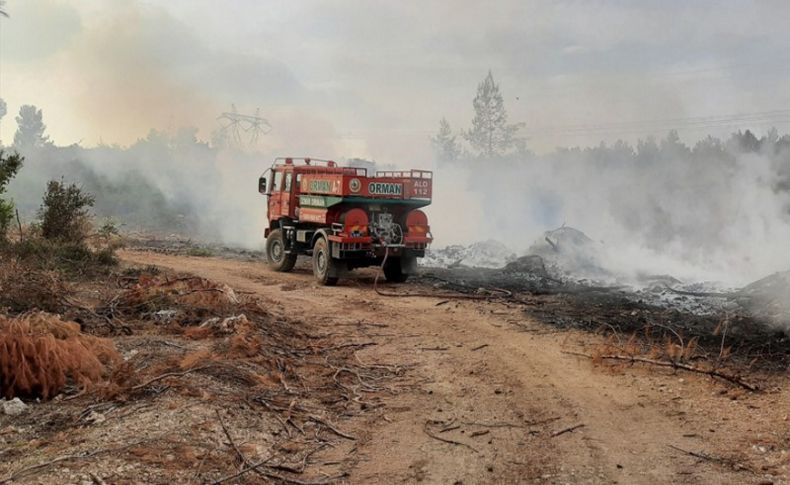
[373,245,513,300]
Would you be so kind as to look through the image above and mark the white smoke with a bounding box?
[428,132,790,286]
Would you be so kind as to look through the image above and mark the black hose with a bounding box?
[373,246,512,300]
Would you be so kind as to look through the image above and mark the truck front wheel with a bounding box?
[312,238,339,286]
[266,229,297,272]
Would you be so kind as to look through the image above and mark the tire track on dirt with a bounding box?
[119,250,780,484]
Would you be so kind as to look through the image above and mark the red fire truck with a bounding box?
[259,157,432,285]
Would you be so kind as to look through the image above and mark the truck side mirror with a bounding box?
[258,176,267,194]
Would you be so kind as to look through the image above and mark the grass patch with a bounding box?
[186,247,214,257]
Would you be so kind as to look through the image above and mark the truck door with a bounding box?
[282,172,293,216]
[268,170,284,219]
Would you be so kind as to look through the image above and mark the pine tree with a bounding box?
[431,118,460,163]
[464,70,523,158]
[0,150,23,241]
[14,105,50,150]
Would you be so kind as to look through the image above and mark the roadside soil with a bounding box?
[113,250,789,485]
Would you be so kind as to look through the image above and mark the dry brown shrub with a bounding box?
[229,330,264,358]
[0,312,121,399]
[115,275,240,315]
[98,361,137,400]
[183,326,213,340]
[0,260,68,313]
[179,349,212,370]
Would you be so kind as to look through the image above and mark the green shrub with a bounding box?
[0,151,24,242]
[38,179,95,243]
[8,237,117,275]
[187,247,214,257]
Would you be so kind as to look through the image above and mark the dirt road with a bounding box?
[120,250,789,484]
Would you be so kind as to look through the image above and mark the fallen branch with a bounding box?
[461,421,525,428]
[667,444,754,473]
[423,421,478,453]
[563,351,758,391]
[0,440,149,484]
[668,444,720,462]
[308,415,356,440]
[525,416,561,426]
[215,409,246,469]
[315,341,377,354]
[551,423,585,437]
[62,296,130,334]
[211,456,274,485]
[131,365,215,391]
[258,472,349,485]
[471,344,489,351]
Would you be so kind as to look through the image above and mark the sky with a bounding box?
[2,0,790,162]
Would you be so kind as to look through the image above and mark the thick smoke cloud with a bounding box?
[4,0,790,289]
[430,130,790,286]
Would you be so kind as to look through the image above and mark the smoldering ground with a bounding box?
[429,129,790,288]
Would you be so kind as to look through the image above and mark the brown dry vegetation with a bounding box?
[0,258,407,484]
[0,313,120,399]
[0,249,788,484]
[0,260,69,314]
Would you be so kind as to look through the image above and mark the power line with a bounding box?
[522,108,790,136]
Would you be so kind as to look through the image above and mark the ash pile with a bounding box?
[421,225,612,292]
[421,239,517,269]
[420,226,790,368]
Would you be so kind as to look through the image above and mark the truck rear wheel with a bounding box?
[266,229,297,272]
[384,258,410,283]
[312,237,339,286]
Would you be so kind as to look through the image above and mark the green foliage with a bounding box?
[0,151,24,241]
[98,218,120,239]
[7,238,116,275]
[186,247,214,257]
[0,151,23,192]
[38,179,95,243]
[464,71,525,158]
[14,105,50,150]
[431,118,461,164]
[0,200,13,242]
